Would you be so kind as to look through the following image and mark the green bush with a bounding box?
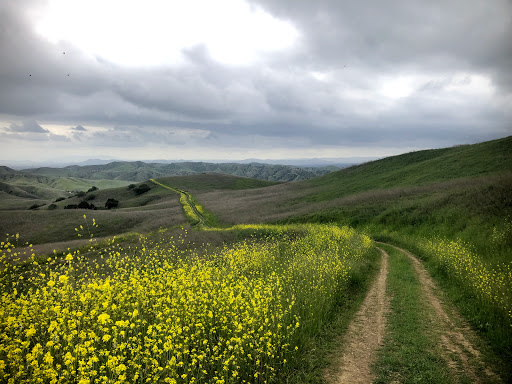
[133,184,151,195]
[105,198,119,209]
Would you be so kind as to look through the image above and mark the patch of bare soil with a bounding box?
[385,244,501,384]
[325,248,390,384]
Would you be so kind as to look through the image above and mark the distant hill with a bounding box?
[0,166,132,207]
[23,161,333,182]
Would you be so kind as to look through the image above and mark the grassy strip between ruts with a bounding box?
[373,245,454,384]
[374,234,512,382]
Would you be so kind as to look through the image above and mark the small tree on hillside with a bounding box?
[133,184,151,195]
[105,198,119,209]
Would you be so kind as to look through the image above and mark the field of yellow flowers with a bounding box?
[0,222,372,383]
[417,237,512,326]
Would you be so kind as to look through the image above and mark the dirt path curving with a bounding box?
[380,243,501,384]
[325,247,390,384]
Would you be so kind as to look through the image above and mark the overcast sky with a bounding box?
[1,0,511,163]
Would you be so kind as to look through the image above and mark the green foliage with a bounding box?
[105,198,119,209]
[87,185,98,192]
[54,197,65,202]
[77,201,96,210]
[28,204,41,210]
[47,204,57,210]
[133,183,151,195]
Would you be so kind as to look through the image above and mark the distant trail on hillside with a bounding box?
[325,247,390,383]
[150,179,212,228]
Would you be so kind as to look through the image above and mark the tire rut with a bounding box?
[325,247,390,384]
[380,243,501,383]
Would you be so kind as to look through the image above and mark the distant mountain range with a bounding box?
[1,157,372,170]
[12,161,340,183]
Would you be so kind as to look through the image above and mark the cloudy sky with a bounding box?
[1,0,511,164]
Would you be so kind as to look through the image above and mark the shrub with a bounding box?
[85,194,96,201]
[78,201,91,209]
[105,198,119,209]
[76,191,86,198]
[55,197,65,202]
[64,204,78,209]
[48,204,57,210]
[87,186,98,193]
[127,184,136,190]
[133,184,151,195]
[28,204,40,210]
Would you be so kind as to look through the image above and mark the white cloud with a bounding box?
[36,0,299,67]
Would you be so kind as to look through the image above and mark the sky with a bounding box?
[0,0,511,164]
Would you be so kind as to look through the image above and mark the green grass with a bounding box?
[302,135,512,202]
[286,247,381,383]
[373,245,455,383]
[376,237,512,381]
[155,173,279,191]
[282,173,512,263]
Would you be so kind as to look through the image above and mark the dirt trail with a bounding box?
[325,247,390,384]
[381,243,501,384]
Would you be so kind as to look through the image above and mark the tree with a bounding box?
[105,198,119,209]
[133,184,151,195]
[78,201,91,209]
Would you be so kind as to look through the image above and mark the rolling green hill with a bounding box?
[155,173,279,191]
[195,136,512,255]
[23,161,334,182]
[0,166,132,209]
[302,135,512,201]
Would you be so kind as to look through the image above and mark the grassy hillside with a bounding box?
[156,173,279,191]
[302,135,512,201]
[0,166,132,209]
[0,174,282,244]
[197,136,512,225]
[193,136,512,368]
[24,161,334,182]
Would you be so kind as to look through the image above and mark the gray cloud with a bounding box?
[6,120,49,133]
[0,0,510,162]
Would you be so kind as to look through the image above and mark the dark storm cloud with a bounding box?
[0,0,510,161]
[251,0,512,81]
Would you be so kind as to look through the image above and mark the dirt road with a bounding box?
[327,243,500,383]
[325,247,390,383]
